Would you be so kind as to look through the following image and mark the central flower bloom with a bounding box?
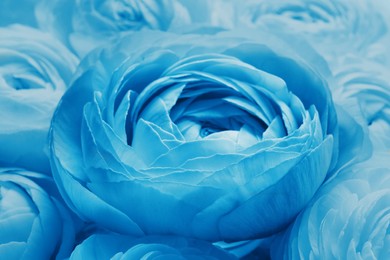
[120,54,320,170]
[50,29,338,241]
[35,0,190,56]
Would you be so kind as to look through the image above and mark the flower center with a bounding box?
[199,123,229,138]
[0,54,50,90]
[167,80,269,143]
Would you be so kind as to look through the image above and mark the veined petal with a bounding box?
[218,135,333,240]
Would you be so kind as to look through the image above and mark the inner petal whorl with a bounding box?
[170,84,268,142]
[125,54,304,151]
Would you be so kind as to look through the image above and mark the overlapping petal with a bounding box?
[36,0,191,57]
[233,0,387,63]
[0,25,78,174]
[272,153,390,259]
[70,233,236,259]
[332,55,390,152]
[49,29,341,241]
[0,168,76,259]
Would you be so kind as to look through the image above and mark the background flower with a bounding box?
[331,55,390,152]
[232,0,387,64]
[70,233,236,259]
[271,152,390,259]
[49,29,342,241]
[36,0,191,57]
[0,168,76,259]
[0,25,78,174]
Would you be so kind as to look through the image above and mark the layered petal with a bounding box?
[272,152,390,259]
[50,29,339,241]
[233,0,387,64]
[0,168,76,259]
[0,25,78,174]
[36,0,191,56]
[70,233,236,259]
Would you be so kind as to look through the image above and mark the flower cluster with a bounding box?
[0,0,389,259]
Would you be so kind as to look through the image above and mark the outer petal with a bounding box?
[70,233,236,259]
[0,169,77,259]
[272,153,390,259]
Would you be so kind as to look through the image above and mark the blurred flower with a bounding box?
[271,152,390,259]
[233,0,387,63]
[0,168,76,259]
[36,0,191,57]
[332,55,390,152]
[0,25,78,174]
[49,28,344,241]
[70,233,236,259]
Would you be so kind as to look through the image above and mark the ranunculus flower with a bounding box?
[271,152,390,259]
[332,55,390,152]
[36,0,190,57]
[0,168,76,259]
[0,25,78,174]
[50,29,341,241]
[70,233,236,259]
[232,0,387,63]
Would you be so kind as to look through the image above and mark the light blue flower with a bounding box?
[36,0,191,57]
[232,0,387,63]
[50,29,341,241]
[331,55,390,153]
[0,25,78,174]
[0,168,76,259]
[271,152,390,259]
[70,233,236,259]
